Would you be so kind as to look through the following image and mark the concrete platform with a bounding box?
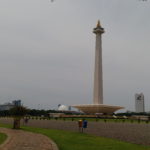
[72,104,124,114]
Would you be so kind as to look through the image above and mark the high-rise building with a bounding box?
[12,100,21,106]
[135,93,145,112]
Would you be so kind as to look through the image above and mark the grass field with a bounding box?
[0,123,149,150]
[0,132,7,145]
[22,126,150,150]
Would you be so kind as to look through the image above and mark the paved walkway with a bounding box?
[0,128,58,150]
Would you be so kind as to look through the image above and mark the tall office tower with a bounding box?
[135,93,145,112]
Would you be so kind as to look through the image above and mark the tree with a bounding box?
[10,106,28,129]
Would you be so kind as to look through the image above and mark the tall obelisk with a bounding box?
[93,20,105,104]
[72,21,124,114]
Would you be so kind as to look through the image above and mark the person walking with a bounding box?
[82,119,88,132]
[78,119,83,132]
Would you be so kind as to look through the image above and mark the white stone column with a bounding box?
[93,21,104,104]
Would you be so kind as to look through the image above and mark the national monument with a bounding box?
[72,21,124,114]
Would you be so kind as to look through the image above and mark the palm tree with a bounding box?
[10,106,28,129]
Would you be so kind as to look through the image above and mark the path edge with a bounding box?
[0,127,59,150]
[50,139,59,150]
[0,128,11,148]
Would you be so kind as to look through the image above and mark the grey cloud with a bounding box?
[0,0,149,111]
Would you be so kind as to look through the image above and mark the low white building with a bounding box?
[0,103,14,111]
[49,113,64,118]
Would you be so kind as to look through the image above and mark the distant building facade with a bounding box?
[135,93,145,112]
[12,100,21,106]
[0,103,14,111]
[0,100,22,111]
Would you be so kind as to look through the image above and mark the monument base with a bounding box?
[72,104,124,114]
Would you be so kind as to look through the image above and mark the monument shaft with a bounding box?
[93,21,104,104]
[72,21,124,114]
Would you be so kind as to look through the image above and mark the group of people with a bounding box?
[78,119,88,133]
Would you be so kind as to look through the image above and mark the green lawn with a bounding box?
[0,132,7,145]
[0,124,149,150]
[22,126,150,150]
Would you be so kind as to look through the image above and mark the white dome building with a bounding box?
[58,105,69,111]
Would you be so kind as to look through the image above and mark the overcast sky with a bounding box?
[0,0,150,112]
